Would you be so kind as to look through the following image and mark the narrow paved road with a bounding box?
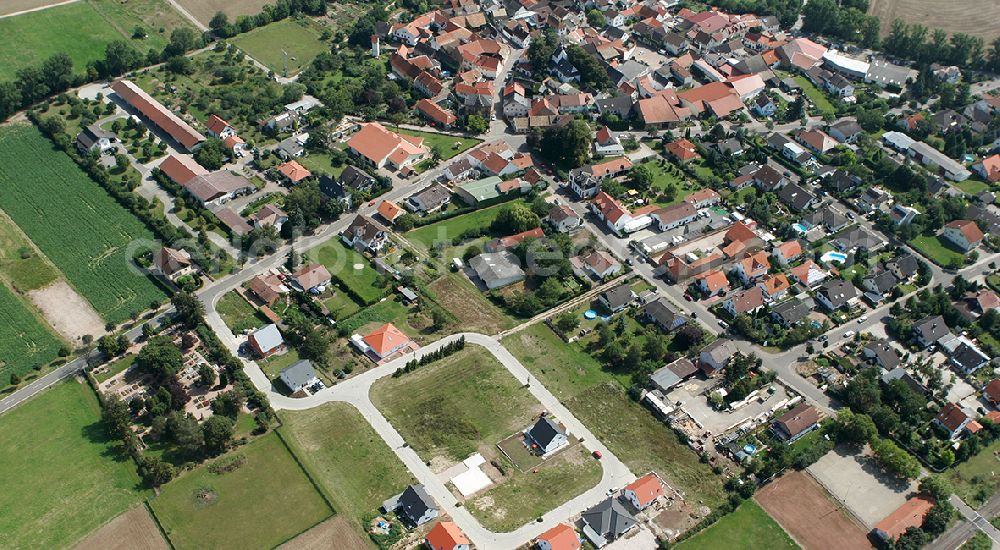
[0,309,173,415]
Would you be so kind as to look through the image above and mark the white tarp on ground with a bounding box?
[451,453,491,496]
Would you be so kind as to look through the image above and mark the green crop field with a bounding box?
[0,125,169,324]
[0,380,147,549]
[0,283,63,379]
[279,403,415,522]
[677,500,799,550]
[0,0,194,77]
[372,346,542,463]
[150,432,332,550]
[0,209,59,292]
[230,18,330,76]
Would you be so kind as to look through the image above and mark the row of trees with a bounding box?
[1,27,204,121]
[882,19,1000,71]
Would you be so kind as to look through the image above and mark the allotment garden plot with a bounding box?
[0,125,168,325]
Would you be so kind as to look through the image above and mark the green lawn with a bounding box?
[258,348,301,379]
[0,0,194,77]
[636,159,690,201]
[946,438,1000,507]
[371,346,542,463]
[954,179,990,194]
[308,240,385,305]
[0,125,169,324]
[395,128,482,161]
[279,402,415,522]
[0,380,147,549]
[0,211,59,292]
[95,353,137,383]
[0,282,63,380]
[149,432,332,550]
[406,200,523,252]
[467,446,601,532]
[322,290,362,320]
[677,500,799,550]
[336,297,411,335]
[298,151,349,178]
[216,291,266,334]
[565,383,727,507]
[793,75,836,117]
[230,17,330,76]
[910,234,966,267]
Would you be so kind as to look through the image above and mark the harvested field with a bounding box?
[73,505,169,550]
[28,280,105,344]
[0,0,78,18]
[276,516,370,550]
[755,471,872,550]
[868,0,1000,39]
[174,0,271,26]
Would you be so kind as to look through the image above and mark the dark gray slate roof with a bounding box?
[582,497,636,539]
[398,484,436,524]
[527,416,565,448]
[280,360,317,391]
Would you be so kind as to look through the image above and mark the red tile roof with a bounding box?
[936,402,969,432]
[665,138,700,162]
[416,99,457,126]
[874,497,935,541]
[159,154,208,185]
[425,521,469,550]
[377,200,404,222]
[945,220,984,245]
[536,523,580,550]
[277,160,311,183]
[206,114,231,136]
[625,474,665,507]
[111,80,205,150]
[363,323,410,357]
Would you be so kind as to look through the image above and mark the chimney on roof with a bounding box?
[371,34,380,58]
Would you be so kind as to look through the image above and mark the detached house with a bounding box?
[341,214,389,255]
[383,484,438,526]
[153,247,195,282]
[347,122,428,170]
[733,251,771,283]
[525,417,568,456]
[722,286,765,316]
[594,126,625,156]
[942,220,984,252]
[248,324,286,358]
[581,498,636,548]
[912,315,949,348]
[76,124,117,154]
[934,403,971,440]
[815,279,857,311]
[535,523,580,550]
[771,403,821,443]
[772,240,802,266]
[623,474,665,510]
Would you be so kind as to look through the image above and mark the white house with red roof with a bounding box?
[425,521,469,550]
[623,474,665,510]
[347,122,429,170]
[205,114,237,139]
[357,323,412,360]
[942,220,984,252]
[591,192,633,234]
[733,251,771,283]
[972,154,1000,182]
[594,126,624,156]
[772,240,802,266]
[535,523,581,550]
[276,160,312,184]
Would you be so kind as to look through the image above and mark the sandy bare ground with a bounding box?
[27,280,105,344]
[72,505,169,550]
[277,516,370,550]
[756,470,872,550]
[0,0,80,18]
[174,0,271,25]
[869,0,1000,40]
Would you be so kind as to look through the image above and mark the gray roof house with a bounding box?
[469,251,525,290]
[771,298,813,327]
[832,227,885,252]
[279,359,321,394]
[815,279,857,311]
[641,297,688,332]
[649,357,698,392]
[581,497,637,548]
[600,285,636,313]
[828,119,864,143]
[863,340,900,369]
[76,124,117,153]
[525,416,568,455]
[912,315,950,348]
[382,484,438,526]
[777,182,816,212]
[803,206,848,232]
[405,183,451,214]
[699,339,738,376]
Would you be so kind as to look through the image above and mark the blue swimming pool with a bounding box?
[792,223,808,234]
[821,251,848,264]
